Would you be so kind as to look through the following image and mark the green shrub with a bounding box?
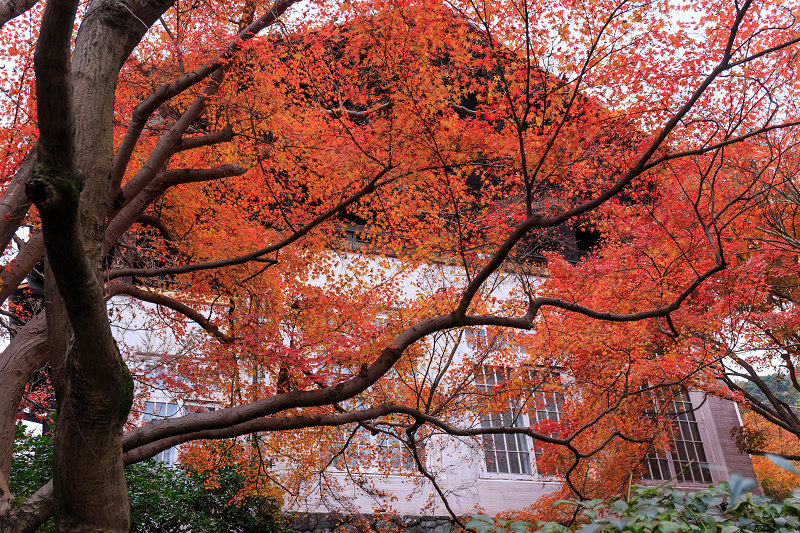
[9,423,53,504]
[127,460,290,533]
[10,424,290,533]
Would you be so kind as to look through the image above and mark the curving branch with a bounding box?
[106,164,395,279]
[106,282,236,343]
[525,260,726,324]
[719,353,800,436]
[453,0,766,319]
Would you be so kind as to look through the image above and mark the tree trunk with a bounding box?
[29,1,142,530]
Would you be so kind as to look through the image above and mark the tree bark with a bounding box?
[0,148,37,255]
[28,0,146,530]
[0,0,39,29]
[0,314,48,513]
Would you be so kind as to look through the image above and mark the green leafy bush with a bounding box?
[468,475,800,533]
[10,424,290,533]
[127,460,290,533]
[9,423,53,504]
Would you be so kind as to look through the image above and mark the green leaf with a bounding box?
[507,520,532,533]
[466,515,497,533]
[576,524,606,533]
[608,517,632,531]
[728,473,756,505]
[766,453,800,475]
[636,505,660,519]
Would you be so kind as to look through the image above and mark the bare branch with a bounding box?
[106,282,235,343]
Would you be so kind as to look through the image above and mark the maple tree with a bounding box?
[1,0,800,530]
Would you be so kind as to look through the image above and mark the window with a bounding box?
[373,432,415,471]
[642,391,712,484]
[480,408,532,475]
[465,327,516,352]
[142,401,180,464]
[476,366,564,477]
[185,401,218,414]
[465,327,489,350]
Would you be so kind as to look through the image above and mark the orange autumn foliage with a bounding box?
[3,0,800,527]
[740,411,800,500]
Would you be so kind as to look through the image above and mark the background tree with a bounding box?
[0,0,799,530]
[697,170,800,453]
[733,411,800,500]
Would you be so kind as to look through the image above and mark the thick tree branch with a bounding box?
[110,0,299,195]
[111,68,228,216]
[175,126,235,152]
[0,0,177,310]
[747,450,800,461]
[160,165,247,187]
[0,232,43,306]
[33,0,77,172]
[720,358,800,435]
[0,313,47,504]
[0,0,38,30]
[4,479,53,533]
[0,147,37,254]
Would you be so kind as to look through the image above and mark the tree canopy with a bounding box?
[1,0,800,530]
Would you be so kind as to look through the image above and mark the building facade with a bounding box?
[109,252,759,522]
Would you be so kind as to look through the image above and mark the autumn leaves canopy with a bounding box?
[1,0,800,529]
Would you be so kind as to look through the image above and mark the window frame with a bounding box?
[641,390,713,485]
[475,365,565,480]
